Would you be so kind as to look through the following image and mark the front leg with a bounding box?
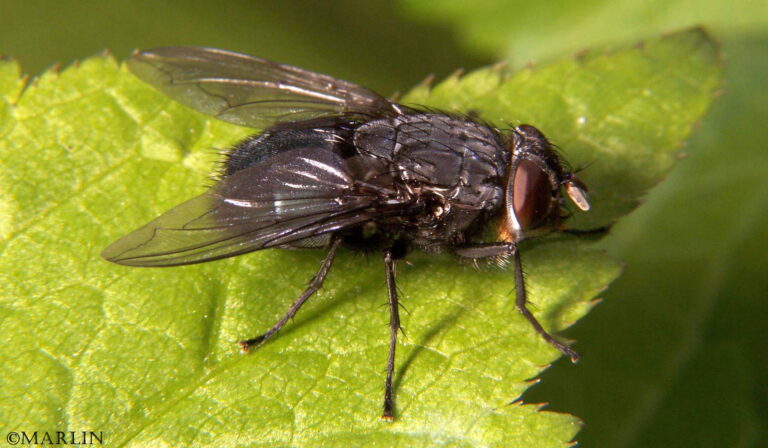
[454,242,580,362]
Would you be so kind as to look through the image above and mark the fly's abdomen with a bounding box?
[224,120,358,177]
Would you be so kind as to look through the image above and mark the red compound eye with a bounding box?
[512,159,553,230]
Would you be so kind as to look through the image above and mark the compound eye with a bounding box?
[512,159,554,230]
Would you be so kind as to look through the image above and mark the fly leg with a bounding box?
[510,248,579,362]
[238,237,342,352]
[562,225,612,237]
[454,242,579,362]
[381,249,401,421]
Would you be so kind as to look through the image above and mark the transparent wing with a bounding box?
[102,148,393,267]
[127,46,398,129]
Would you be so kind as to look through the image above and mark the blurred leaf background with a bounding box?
[1,0,765,447]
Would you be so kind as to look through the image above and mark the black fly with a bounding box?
[102,47,592,420]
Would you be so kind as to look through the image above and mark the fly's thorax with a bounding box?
[353,113,509,245]
[354,113,507,205]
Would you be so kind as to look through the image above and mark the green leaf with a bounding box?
[0,29,719,446]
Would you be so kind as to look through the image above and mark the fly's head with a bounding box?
[498,124,590,243]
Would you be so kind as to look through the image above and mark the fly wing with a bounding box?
[102,148,391,267]
[127,46,398,129]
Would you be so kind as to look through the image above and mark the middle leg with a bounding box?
[381,249,401,420]
[238,237,342,352]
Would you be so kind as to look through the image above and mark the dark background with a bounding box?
[1,0,488,98]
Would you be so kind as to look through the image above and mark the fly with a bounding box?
[102,47,594,420]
